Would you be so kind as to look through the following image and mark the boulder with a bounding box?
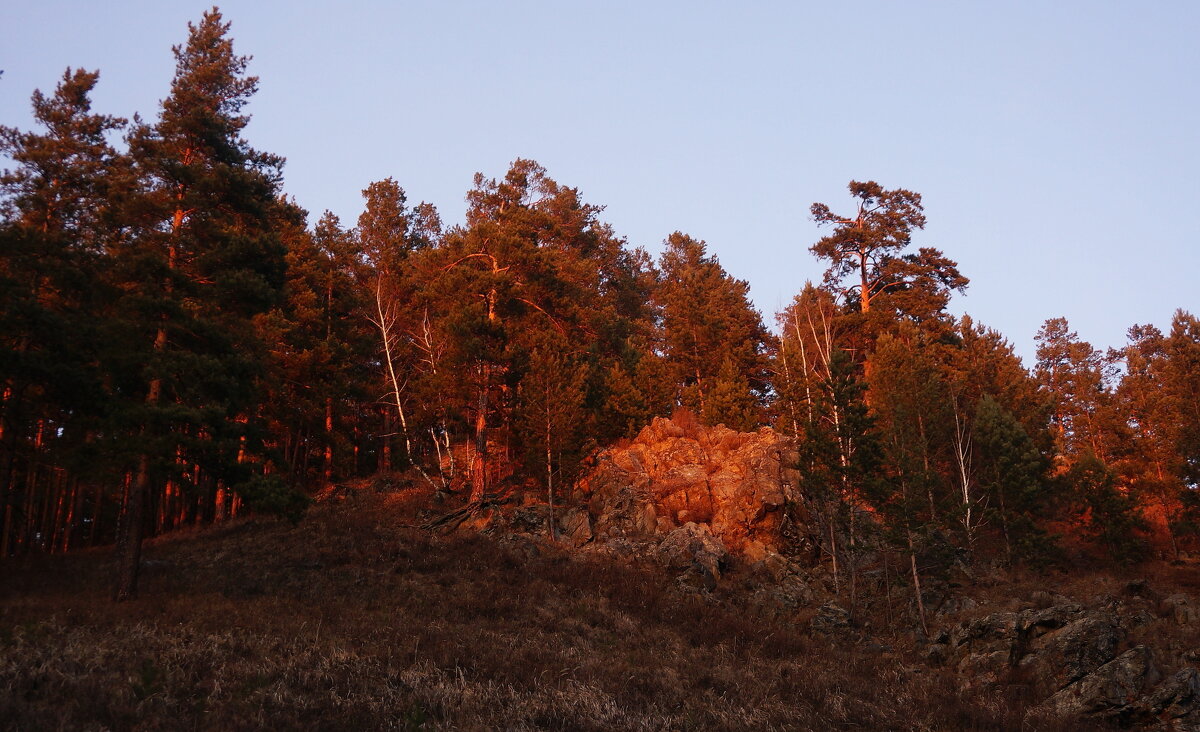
[810,603,851,636]
[1140,667,1200,729]
[941,604,1122,691]
[1043,645,1160,721]
[1018,612,1122,692]
[656,522,729,589]
[557,506,593,547]
[750,551,816,612]
[577,416,805,555]
[946,610,1021,685]
[509,505,548,533]
[949,611,1020,656]
[1165,595,1198,626]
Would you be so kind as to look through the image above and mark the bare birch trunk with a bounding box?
[909,533,929,637]
[373,275,436,491]
[952,400,976,553]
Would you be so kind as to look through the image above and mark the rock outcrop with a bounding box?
[575,416,804,556]
[436,419,1200,731]
[935,604,1127,691]
[931,594,1200,728]
[655,522,730,591]
[1043,645,1160,721]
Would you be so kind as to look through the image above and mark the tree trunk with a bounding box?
[115,454,150,601]
[116,204,178,600]
[909,532,929,637]
[60,477,81,553]
[116,304,168,597]
[324,397,334,486]
[471,382,488,503]
[49,473,66,552]
[859,249,871,314]
[829,518,840,596]
[545,399,557,541]
[89,479,103,546]
[997,484,1012,566]
[1,503,11,558]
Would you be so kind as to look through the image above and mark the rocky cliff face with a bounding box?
[575,416,805,559]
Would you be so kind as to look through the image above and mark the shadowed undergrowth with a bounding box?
[1,488,1088,731]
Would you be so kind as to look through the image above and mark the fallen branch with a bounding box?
[421,495,505,532]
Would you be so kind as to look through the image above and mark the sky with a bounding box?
[2,1,1198,365]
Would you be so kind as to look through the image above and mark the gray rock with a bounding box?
[941,604,1119,693]
[957,649,1013,687]
[1123,606,1159,631]
[509,505,548,533]
[1141,667,1200,722]
[557,506,592,547]
[1165,595,1198,626]
[656,522,729,587]
[1018,604,1085,637]
[949,611,1019,654]
[935,594,978,618]
[1029,590,1057,608]
[926,642,950,665]
[1019,612,1122,691]
[810,602,851,636]
[1043,645,1160,720]
[755,575,816,613]
[1124,579,1163,604]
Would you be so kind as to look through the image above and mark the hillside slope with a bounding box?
[0,483,1133,731]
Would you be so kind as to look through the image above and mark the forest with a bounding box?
[1,7,1198,612]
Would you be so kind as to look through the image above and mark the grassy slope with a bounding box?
[1,487,1094,731]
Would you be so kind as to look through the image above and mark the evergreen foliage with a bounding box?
[973,395,1054,563]
[1,8,1198,594]
[656,232,769,426]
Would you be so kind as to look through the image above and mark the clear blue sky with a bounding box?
[3,1,1198,364]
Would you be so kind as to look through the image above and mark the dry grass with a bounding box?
[1,486,1096,731]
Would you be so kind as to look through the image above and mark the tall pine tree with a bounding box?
[0,68,126,556]
[655,232,769,426]
[112,9,288,599]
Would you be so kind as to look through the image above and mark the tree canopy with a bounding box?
[1,9,1196,602]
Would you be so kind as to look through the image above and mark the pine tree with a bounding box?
[1107,323,1184,551]
[0,68,126,556]
[1034,317,1115,463]
[869,329,965,629]
[796,348,881,603]
[655,232,769,426]
[810,181,967,323]
[358,178,437,475]
[948,315,1050,446]
[258,208,372,490]
[112,9,289,599]
[1166,313,1200,492]
[869,328,955,531]
[702,356,758,431]
[1125,311,1200,550]
[420,159,657,498]
[973,395,1054,564]
[1066,452,1148,561]
[772,283,845,438]
[596,359,656,440]
[516,334,588,536]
